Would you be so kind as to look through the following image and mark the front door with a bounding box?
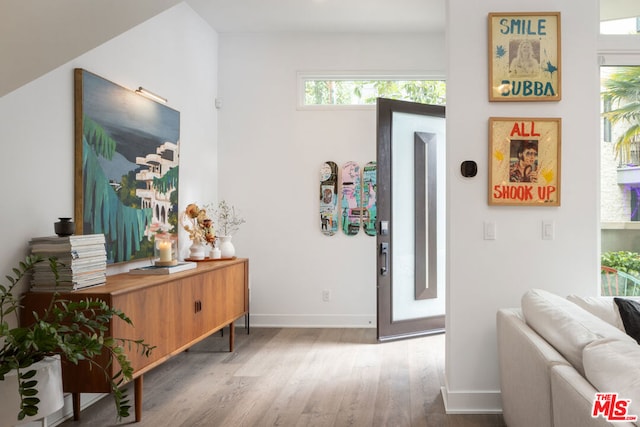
[376,98,445,341]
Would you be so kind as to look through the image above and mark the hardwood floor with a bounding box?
[59,328,506,427]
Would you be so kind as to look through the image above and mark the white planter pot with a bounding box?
[0,355,64,426]
[188,241,207,260]
[218,236,236,258]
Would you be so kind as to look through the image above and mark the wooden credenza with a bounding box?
[21,258,249,422]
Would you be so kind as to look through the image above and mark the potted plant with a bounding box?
[0,254,154,422]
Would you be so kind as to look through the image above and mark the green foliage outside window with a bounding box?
[601,67,640,163]
[601,251,640,277]
[304,80,446,106]
[601,251,640,296]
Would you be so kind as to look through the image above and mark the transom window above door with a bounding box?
[297,72,446,109]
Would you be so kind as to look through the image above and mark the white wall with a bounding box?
[444,0,600,413]
[0,3,218,424]
[0,0,605,417]
[0,2,218,313]
[601,141,628,223]
[217,33,445,327]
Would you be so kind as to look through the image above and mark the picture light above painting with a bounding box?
[74,68,181,264]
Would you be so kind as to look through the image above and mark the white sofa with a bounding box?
[497,289,640,427]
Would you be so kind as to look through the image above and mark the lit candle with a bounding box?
[159,241,172,262]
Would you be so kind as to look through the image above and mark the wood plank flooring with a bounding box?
[59,328,506,427]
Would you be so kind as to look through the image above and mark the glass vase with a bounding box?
[154,236,177,266]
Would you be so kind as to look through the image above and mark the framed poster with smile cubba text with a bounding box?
[488,12,561,102]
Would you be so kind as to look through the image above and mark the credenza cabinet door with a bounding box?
[111,283,181,371]
[185,273,209,343]
[190,262,247,341]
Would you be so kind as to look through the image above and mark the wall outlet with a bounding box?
[322,289,331,302]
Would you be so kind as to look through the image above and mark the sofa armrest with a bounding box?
[497,308,570,427]
[551,364,636,427]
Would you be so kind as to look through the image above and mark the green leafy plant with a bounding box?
[0,254,154,421]
[601,251,640,277]
[601,67,640,164]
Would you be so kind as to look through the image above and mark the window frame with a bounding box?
[296,71,446,111]
[598,35,640,65]
[598,34,640,281]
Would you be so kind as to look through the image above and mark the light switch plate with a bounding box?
[542,220,555,240]
[484,221,496,240]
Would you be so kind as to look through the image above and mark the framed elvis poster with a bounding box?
[488,12,561,102]
[489,117,561,206]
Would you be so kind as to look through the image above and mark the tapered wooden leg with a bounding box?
[72,392,81,420]
[135,376,143,422]
[229,321,235,352]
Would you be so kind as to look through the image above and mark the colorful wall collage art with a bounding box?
[319,161,377,237]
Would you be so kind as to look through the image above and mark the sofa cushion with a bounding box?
[567,295,625,330]
[583,338,640,425]
[615,298,640,344]
[522,289,635,374]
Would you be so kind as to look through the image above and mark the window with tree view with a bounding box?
[601,66,640,297]
[599,2,640,295]
[302,78,446,106]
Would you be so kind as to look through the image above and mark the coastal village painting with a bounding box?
[74,69,180,263]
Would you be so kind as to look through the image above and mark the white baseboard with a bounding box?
[246,314,376,328]
[28,392,107,427]
[440,385,503,414]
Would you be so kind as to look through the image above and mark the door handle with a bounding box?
[380,242,389,276]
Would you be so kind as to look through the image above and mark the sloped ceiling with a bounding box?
[0,0,182,97]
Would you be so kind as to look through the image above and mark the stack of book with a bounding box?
[29,234,107,291]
